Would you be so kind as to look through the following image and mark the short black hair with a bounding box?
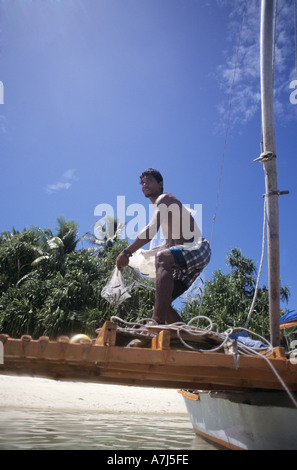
[139,168,163,184]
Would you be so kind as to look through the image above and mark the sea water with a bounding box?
[0,408,217,450]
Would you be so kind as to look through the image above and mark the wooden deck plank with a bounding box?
[1,321,297,392]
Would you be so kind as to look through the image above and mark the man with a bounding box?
[116,168,211,325]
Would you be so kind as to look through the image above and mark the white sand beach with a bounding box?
[0,375,188,415]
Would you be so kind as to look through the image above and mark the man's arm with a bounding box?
[116,205,161,269]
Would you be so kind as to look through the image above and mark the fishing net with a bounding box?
[128,247,160,279]
[101,265,155,309]
[101,268,132,307]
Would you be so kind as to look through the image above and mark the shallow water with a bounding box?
[0,408,217,450]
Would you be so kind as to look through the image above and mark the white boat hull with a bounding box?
[182,390,297,450]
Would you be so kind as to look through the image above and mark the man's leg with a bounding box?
[165,305,184,324]
[152,250,183,324]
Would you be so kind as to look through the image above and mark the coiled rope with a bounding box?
[110,315,297,409]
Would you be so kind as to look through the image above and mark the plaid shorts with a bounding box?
[170,238,211,290]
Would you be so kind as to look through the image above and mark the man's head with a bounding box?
[139,168,163,198]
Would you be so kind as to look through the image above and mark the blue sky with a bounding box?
[0,0,296,314]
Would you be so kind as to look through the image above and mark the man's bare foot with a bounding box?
[135,318,162,334]
[145,319,161,327]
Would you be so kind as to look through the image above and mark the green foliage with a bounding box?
[1,222,288,343]
[180,247,290,339]
[0,219,155,339]
[0,228,42,292]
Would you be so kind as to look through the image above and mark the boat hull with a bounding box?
[182,390,297,450]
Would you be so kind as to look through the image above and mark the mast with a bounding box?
[260,0,280,347]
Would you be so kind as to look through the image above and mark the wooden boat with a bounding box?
[0,319,297,393]
[179,388,297,450]
[180,0,297,450]
[0,0,296,451]
[180,313,297,449]
[179,313,297,450]
[1,317,297,451]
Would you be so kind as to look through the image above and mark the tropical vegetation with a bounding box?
[0,218,155,339]
[0,219,290,341]
[181,247,290,340]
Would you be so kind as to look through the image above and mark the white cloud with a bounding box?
[61,169,77,181]
[45,168,78,194]
[215,0,296,131]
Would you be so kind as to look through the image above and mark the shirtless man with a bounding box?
[116,168,211,325]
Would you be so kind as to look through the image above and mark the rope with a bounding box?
[200,0,248,307]
[244,197,267,328]
[210,0,247,249]
[108,314,297,408]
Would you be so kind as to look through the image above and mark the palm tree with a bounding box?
[30,218,85,272]
[55,217,83,254]
[84,216,125,255]
[0,228,43,288]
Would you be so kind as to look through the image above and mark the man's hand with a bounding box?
[116,251,130,270]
